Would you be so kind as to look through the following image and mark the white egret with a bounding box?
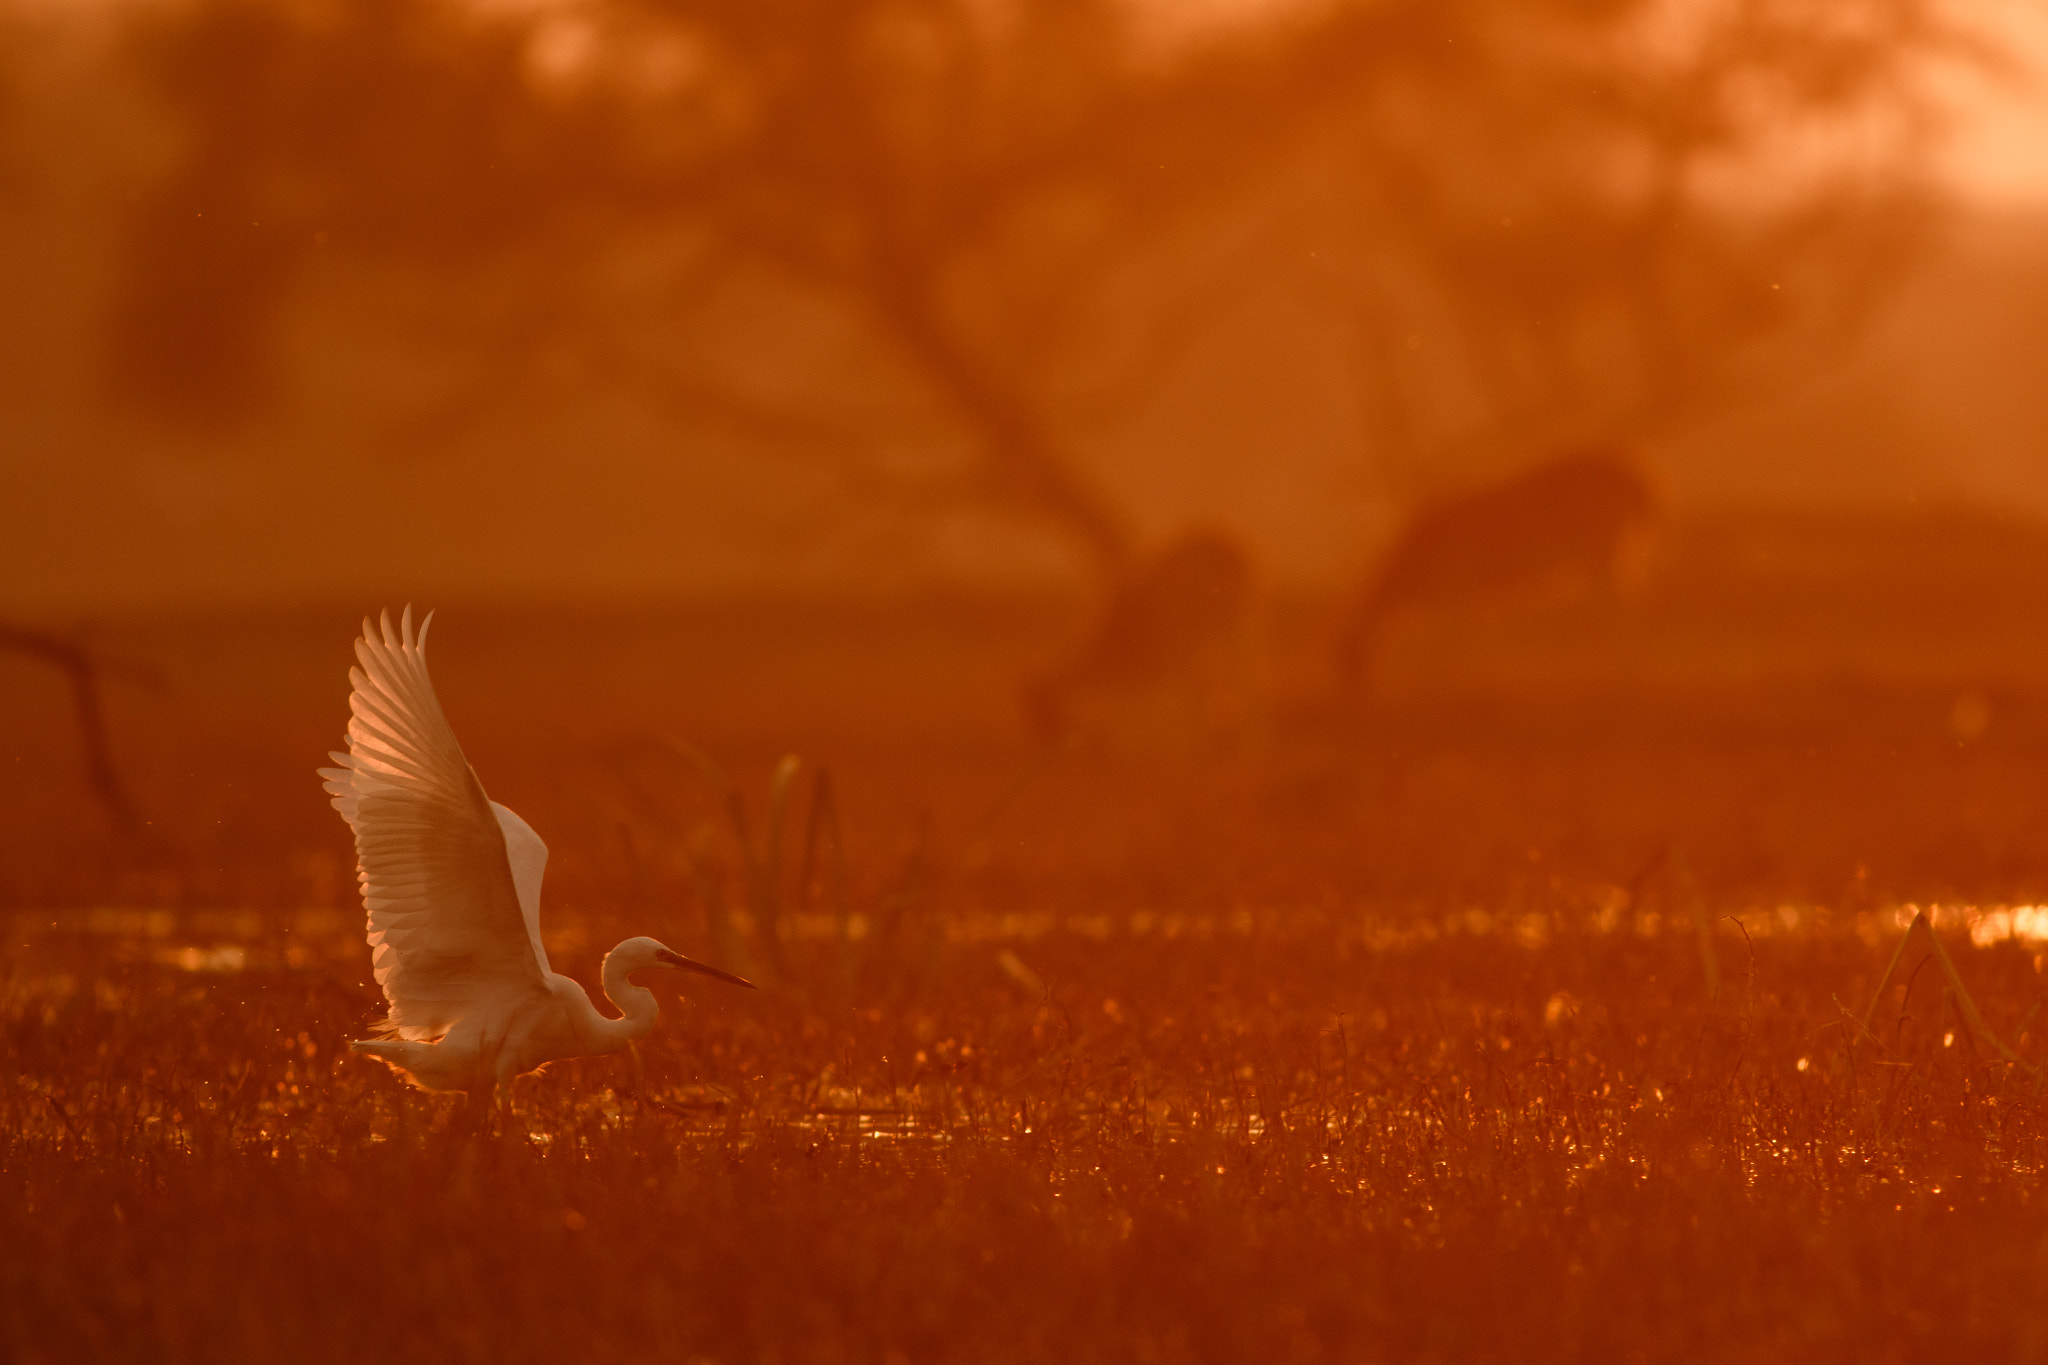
[318,608,752,1106]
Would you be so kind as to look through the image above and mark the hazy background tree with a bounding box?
[96,0,1963,583]
[1299,0,1956,499]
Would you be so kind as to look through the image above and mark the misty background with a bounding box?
[0,0,2042,616]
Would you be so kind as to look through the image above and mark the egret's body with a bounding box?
[319,609,750,1103]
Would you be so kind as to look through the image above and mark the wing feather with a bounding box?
[318,607,548,1041]
[491,802,553,976]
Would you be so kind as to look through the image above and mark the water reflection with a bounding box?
[157,944,248,973]
[1949,904,2048,946]
[4,907,350,974]
[12,899,2048,977]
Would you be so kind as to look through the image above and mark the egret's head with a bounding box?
[610,935,755,990]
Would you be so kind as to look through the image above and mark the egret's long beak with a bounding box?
[655,948,756,989]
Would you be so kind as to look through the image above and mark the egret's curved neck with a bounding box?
[591,949,662,1051]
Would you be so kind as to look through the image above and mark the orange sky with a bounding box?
[20,0,2047,202]
[1933,0,2048,204]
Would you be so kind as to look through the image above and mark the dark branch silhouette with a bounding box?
[0,623,138,828]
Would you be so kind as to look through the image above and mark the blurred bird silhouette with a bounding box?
[1336,448,1655,688]
[1025,528,1252,749]
[320,608,752,1109]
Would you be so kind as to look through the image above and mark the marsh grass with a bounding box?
[10,599,2048,1362]
[10,897,2048,1363]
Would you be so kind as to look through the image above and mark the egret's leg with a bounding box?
[440,1088,484,1144]
[494,1057,525,1140]
[629,1041,646,1111]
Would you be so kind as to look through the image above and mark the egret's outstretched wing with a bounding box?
[318,608,547,1040]
[490,800,553,977]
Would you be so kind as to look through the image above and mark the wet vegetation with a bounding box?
[11,902,2048,1364]
[4,1,2044,1360]
[11,528,2048,1361]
